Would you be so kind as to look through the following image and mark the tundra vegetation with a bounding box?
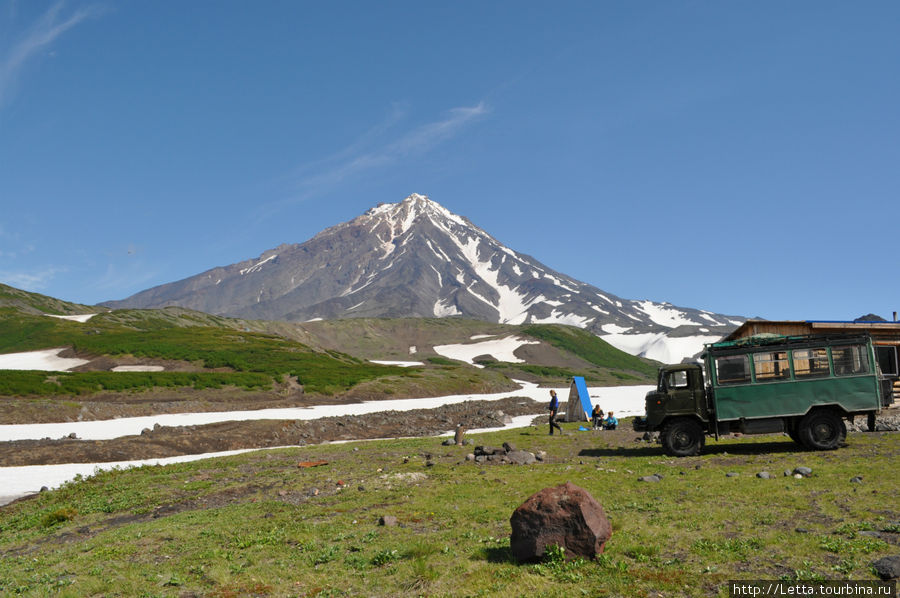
[0,424,897,596]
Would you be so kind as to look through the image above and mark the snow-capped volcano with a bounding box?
[103,194,744,361]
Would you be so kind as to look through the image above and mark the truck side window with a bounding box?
[832,345,869,376]
[753,351,790,382]
[715,355,750,385]
[793,348,829,378]
[666,371,689,389]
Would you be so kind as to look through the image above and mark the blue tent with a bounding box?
[565,376,593,422]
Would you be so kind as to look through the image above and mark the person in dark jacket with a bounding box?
[591,404,605,430]
[548,389,563,435]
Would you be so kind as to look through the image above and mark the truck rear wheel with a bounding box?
[798,410,843,451]
[661,419,705,457]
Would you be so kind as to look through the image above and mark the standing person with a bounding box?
[548,389,563,435]
[591,404,605,430]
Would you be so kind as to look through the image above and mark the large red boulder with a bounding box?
[509,482,611,562]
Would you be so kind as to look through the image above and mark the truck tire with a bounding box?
[798,410,843,451]
[661,419,705,457]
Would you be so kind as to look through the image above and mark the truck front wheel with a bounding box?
[798,410,843,451]
[661,419,705,457]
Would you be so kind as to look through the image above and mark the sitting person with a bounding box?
[591,404,604,429]
[602,411,618,430]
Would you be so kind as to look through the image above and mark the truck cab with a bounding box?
[637,363,712,456]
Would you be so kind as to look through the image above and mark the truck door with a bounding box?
[664,369,697,415]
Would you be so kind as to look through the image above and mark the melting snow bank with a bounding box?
[0,448,285,507]
[0,348,90,371]
[0,382,652,442]
[45,314,98,323]
[0,382,652,506]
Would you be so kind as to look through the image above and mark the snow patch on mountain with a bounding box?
[240,254,277,275]
[434,336,539,366]
[601,331,721,363]
[635,301,704,328]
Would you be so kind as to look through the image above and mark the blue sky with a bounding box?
[1,1,898,321]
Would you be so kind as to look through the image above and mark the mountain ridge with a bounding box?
[102,194,745,361]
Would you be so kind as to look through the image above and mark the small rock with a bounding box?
[850,476,863,484]
[68,432,77,439]
[506,450,536,465]
[534,451,547,462]
[40,486,49,493]
[638,475,662,483]
[795,527,811,534]
[757,472,773,479]
[793,467,813,477]
[784,470,793,477]
[441,438,455,446]
[308,488,319,497]
[153,423,161,431]
[793,474,804,479]
[379,515,398,527]
[726,472,739,478]
[141,428,151,436]
[502,442,516,453]
[465,453,475,461]
[871,555,900,580]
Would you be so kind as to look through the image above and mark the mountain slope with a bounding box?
[103,194,744,360]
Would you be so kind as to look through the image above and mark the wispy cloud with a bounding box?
[0,267,63,292]
[278,101,490,205]
[0,1,103,109]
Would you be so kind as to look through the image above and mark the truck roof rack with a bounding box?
[706,333,872,353]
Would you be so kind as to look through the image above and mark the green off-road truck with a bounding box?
[633,333,887,456]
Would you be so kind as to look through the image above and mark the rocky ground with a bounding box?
[3,402,897,468]
[0,396,545,467]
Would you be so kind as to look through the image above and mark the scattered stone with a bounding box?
[795,528,811,534]
[850,476,863,484]
[793,474,804,479]
[502,442,516,452]
[638,475,662,483]
[535,451,547,462]
[153,423,161,431]
[871,555,900,580]
[441,438,455,446]
[506,450,536,465]
[40,486,49,493]
[784,470,793,477]
[726,472,739,478]
[509,482,612,563]
[141,428,151,436]
[465,453,475,461]
[379,515,398,527]
[756,472,773,479]
[308,488,319,497]
[793,467,813,477]
[68,432,77,439]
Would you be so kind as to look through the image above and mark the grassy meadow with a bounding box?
[1,423,897,597]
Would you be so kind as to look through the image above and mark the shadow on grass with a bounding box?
[477,546,517,564]
[578,439,809,458]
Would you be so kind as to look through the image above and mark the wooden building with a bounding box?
[723,319,900,404]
